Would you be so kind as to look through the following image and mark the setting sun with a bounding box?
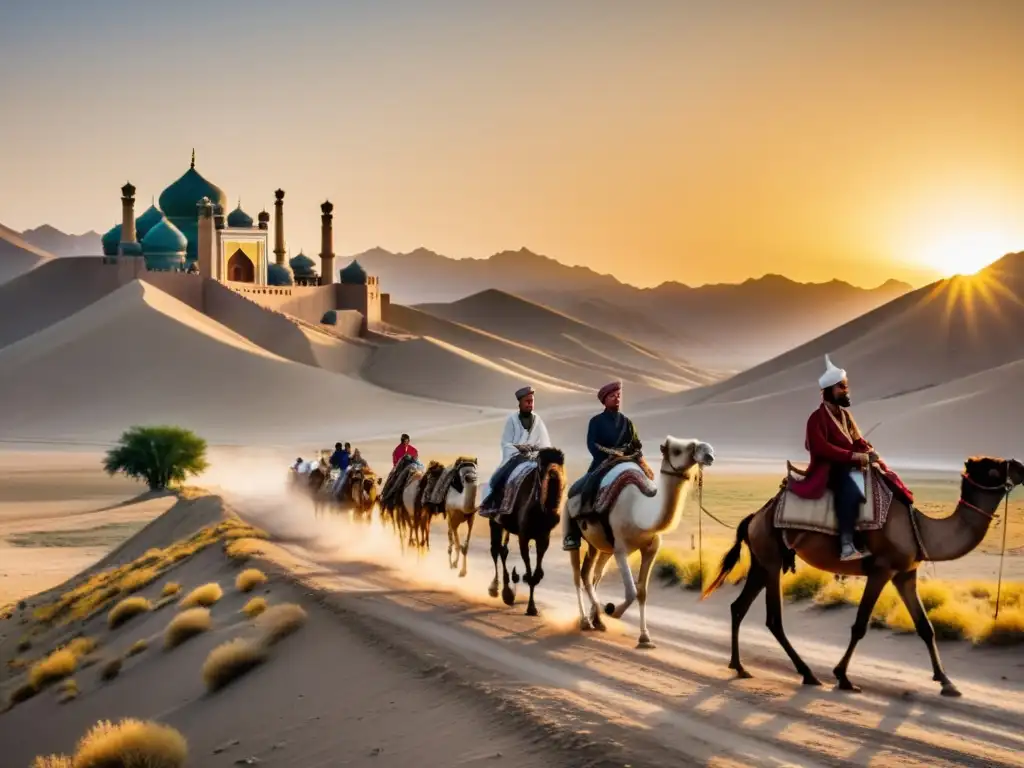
[921,230,1012,278]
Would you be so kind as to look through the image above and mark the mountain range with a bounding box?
[19,224,102,257]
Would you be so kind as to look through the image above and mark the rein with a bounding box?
[958,460,1016,619]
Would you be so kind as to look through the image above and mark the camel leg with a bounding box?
[587,550,613,631]
[635,535,660,649]
[605,547,638,620]
[570,548,593,631]
[488,519,501,598]
[833,570,891,692]
[459,512,474,578]
[892,569,961,697]
[764,568,821,686]
[727,561,768,678]
[519,536,539,616]
[447,515,457,569]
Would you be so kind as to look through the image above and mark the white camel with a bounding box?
[435,458,480,577]
[565,435,715,648]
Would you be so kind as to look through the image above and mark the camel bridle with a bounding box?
[661,443,708,477]
[958,458,1017,520]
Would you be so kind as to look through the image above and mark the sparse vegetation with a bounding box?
[57,678,79,703]
[16,637,31,652]
[781,566,832,601]
[164,608,212,649]
[31,756,71,768]
[29,649,78,689]
[100,658,122,681]
[64,636,98,657]
[108,596,152,629]
[161,581,181,597]
[179,582,223,609]
[242,597,267,618]
[651,547,749,591]
[202,638,267,691]
[977,607,1024,646]
[103,425,209,491]
[235,568,268,593]
[255,603,307,645]
[45,717,188,768]
[127,639,149,656]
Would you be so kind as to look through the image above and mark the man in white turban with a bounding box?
[479,386,552,516]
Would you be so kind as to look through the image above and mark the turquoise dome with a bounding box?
[135,204,165,240]
[121,241,143,257]
[267,263,294,286]
[289,251,317,277]
[157,154,227,264]
[141,218,187,271]
[227,203,253,228]
[339,259,368,284]
[321,310,338,325]
[101,223,121,256]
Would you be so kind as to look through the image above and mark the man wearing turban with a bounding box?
[563,380,642,550]
[479,386,552,516]
[788,354,914,561]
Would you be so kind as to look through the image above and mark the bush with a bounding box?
[781,566,831,601]
[103,425,209,491]
[976,607,1024,646]
[242,597,267,618]
[29,649,78,689]
[235,568,268,593]
[57,678,78,703]
[165,608,212,649]
[31,757,71,768]
[179,583,223,609]
[917,579,952,611]
[108,597,152,629]
[813,578,865,610]
[161,582,181,597]
[100,658,122,681]
[927,602,985,642]
[202,639,267,692]
[70,717,188,768]
[127,639,149,657]
[255,603,307,645]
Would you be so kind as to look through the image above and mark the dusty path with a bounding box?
[231,491,1024,768]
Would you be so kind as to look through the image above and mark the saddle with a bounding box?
[381,455,419,510]
[773,461,893,536]
[480,453,534,517]
[567,454,656,520]
[425,457,477,513]
[414,461,446,516]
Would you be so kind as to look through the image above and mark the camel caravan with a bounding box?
[286,360,1022,695]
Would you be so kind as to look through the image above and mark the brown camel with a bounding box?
[487,447,566,616]
[703,456,1024,697]
[348,467,382,522]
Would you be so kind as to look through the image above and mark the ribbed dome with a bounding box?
[226,203,253,228]
[267,263,294,286]
[135,204,165,240]
[157,154,227,220]
[339,259,368,284]
[101,223,121,256]
[141,218,187,271]
[289,251,317,277]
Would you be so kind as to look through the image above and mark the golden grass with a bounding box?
[65,636,98,657]
[242,597,267,618]
[235,568,268,593]
[164,608,212,649]
[255,603,308,645]
[161,581,181,597]
[57,678,79,704]
[29,649,78,689]
[916,579,952,611]
[31,757,71,768]
[652,546,749,591]
[71,717,188,768]
[100,658,122,681]
[225,538,266,561]
[976,607,1024,646]
[781,566,832,601]
[118,566,161,595]
[813,578,865,609]
[108,596,152,629]
[202,638,267,692]
[927,602,987,641]
[127,639,149,657]
[179,582,223,609]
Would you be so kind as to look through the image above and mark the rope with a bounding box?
[697,467,704,593]
[995,492,1011,620]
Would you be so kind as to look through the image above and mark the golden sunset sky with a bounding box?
[2,1,1023,288]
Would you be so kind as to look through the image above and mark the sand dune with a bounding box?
[0,223,53,286]
[0,279,493,446]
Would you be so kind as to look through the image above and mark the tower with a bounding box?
[273,189,285,266]
[197,197,215,278]
[118,181,139,256]
[319,200,335,285]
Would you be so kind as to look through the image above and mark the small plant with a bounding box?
[164,608,212,649]
[29,649,78,689]
[977,607,1024,646]
[255,603,308,645]
[179,583,223,609]
[108,596,153,629]
[161,582,181,597]
[927,602,985,642]
[57,678,79,703]
[65,636,98,657]
[103,425,209,491]
[31,756,71,768]
[100,658,122,681]
[127,639,149,657]
[242,597,267,618]
[781,566,831,601]
[202,639,267,692]
[69,717,188,768]
[235,568,268,593]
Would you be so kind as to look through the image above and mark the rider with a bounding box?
[563,380,642,551]
[330,442,352,496]
[393,434,419,467]
[291,457,304,472]
[479,386,552,515]
[787,354,915,561]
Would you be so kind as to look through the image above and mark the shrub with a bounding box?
[870,584,901,628]
[813,578,865,610]
[57,678,79,703]
[976,607,1024,646]
[179,583,223,609]
[164,608,212,649]
[100,658,122,681]
[127,639,149,657]
[102,425,209,491]
[781,566,831,601]
[242,597,267,618]
[202,639,267,692]
[916,579,952,611]
[927,602,985,642]
[64,636,98,657]
[71,717,188,768]
[161,582,181,597]
[255,603,308,645]
[235,568,268,593]
[10,681,38,705]
[119,567,161,595]
[108,597,152,629]
[29,649,78,689]
[31,757,71,768]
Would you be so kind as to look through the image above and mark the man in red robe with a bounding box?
[787,354,914,561]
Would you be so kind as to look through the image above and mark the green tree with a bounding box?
[103,426,209,491]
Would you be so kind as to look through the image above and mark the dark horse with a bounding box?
[487,447,566,617]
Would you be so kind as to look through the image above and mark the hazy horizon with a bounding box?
[4,1,1024,289]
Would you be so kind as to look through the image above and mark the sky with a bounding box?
[2,0,1024,289]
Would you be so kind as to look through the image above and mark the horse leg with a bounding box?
[586,550,613,631]
[892,569,961,697]
[500,530,516,606]
[488,519,502,598]
[833,569,892,692]
[525,534,550,617]
[764,567,821,686]
[459,512,474,578]
[570,548,593,631]
[635,535,660,649]
[519,536,538,616]
[728,561,767,679]
[604,546,638,620]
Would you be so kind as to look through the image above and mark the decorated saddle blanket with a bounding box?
[480,459,538,518]
[426,457,477,509]
[415,461,446,512]
[566,459,658,520]
[773,463,894,536]
[381,456,420,509]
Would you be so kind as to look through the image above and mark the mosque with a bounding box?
[98,151,384,335]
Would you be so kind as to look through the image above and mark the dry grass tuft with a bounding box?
[781,566,832,601]
[100,658,122,681]
[64,636,98,657]
[57,678,79,703]
[16,637,31,652]
[161,581,181,597]
[976,607,1024,646]
[235,568,268,593]
[927,602,987,641]
[31,756,71,768]
[202,638,267,692]
[164,608,212,649]
[29,649,78,689]
[225,538,265,561]
[108,596,152,629]
[242,597,267,618]
[71,717,188,768]
[118,567,161,595]
[870,583,902,628]
[127,639,149,657]
[255,603,308,645]
[916,579,952,611]
[10,681,38,705]
[813,578,865,610]
[179,582,223,609]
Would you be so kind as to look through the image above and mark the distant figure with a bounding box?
[479,386,551,516]
[787,355,915,561]
[330,442,352,495]
[393,434,418,467]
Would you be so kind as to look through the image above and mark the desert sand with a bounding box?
[0,224,52,288]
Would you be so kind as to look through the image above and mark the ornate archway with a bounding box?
[227,249,255,283]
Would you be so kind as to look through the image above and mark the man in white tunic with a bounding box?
[480,386,552,515]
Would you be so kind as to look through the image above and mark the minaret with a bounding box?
[273,189,286,265]
[319,200,335,285]
[197,197,215,278]
[257,210,269,231]
[119,181,138,256]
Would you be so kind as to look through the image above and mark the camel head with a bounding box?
[964,456,1024,491]
[451,457,479,493]
[659,436,715,476]
[360,474,378,502]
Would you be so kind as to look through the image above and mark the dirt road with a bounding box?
[235,491,1024,768]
